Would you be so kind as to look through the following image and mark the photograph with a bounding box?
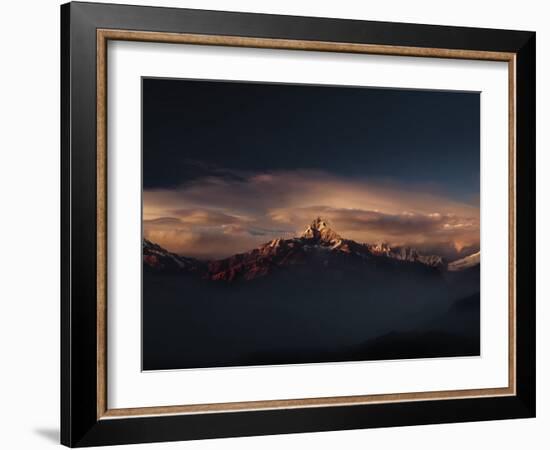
[55,2,536,447]
[141,78,481,370]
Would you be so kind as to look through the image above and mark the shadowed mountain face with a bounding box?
[142,218,480,370]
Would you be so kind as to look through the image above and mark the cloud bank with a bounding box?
[143,170,479,260]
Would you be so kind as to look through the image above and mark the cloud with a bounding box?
[143,170,479,259]
[271,206,477,237]
[170,209,246,226]
[143,224,270,260]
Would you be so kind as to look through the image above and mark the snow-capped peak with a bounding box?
[301,217,341,242]
[447,251,480,271]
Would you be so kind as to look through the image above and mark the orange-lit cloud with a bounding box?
[143,170,479,260]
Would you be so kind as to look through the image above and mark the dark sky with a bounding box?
[142,77,479,201]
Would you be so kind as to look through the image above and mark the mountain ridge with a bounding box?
[143,218,478,281]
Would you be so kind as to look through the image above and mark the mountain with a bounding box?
[143,218,453,282]
[448,251,480,271]
[368,243,444,267]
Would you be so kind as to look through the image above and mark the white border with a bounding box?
[107,40,509,409]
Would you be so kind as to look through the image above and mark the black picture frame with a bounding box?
[61,2,535,447]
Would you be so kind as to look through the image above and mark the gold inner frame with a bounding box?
[96,29,517,420]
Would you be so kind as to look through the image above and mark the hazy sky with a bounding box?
[143,78,480,260]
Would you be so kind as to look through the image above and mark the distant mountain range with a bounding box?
[142,217,480,370]
[143,217,479,282]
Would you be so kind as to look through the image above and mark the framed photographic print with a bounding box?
[61,2,536,447]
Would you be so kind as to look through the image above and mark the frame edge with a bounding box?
[60,2,72,446]
[61,2,536,446]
